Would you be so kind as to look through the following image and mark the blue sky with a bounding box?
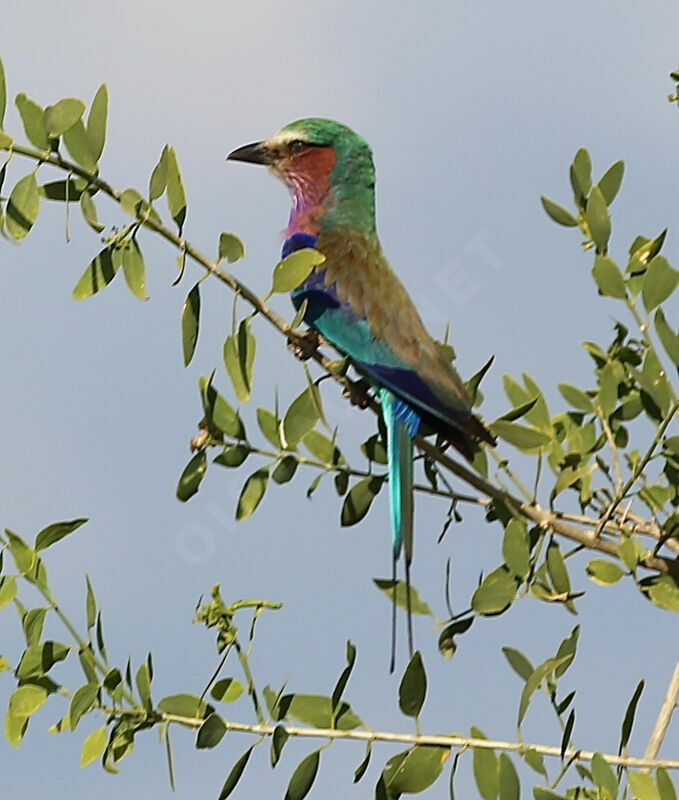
[2,1,679,797]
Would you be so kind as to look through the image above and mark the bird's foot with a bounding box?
[343,378,372,409]
[287,329,323,360]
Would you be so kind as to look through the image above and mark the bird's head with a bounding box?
[227,118,377,235]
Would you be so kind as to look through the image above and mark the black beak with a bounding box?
[226,141,274,165]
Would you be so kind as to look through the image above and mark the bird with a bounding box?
[227,118,495,670]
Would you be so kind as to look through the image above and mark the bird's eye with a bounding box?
[288,140,306,154]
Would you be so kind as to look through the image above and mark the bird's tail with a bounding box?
[380,389,415,672]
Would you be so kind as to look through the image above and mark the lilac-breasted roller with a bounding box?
[228,119,494,668]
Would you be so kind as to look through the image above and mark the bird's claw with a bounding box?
[287,329,323,360]
[343,378,372,409]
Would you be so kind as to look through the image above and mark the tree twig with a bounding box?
[644,660,679,765]
[157,713,679,770]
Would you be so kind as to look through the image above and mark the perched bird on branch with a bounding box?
[228,118,494,670]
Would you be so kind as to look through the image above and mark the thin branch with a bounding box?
[157,713,679,770]
[600,410,623,493]
[595,400,679,537]
[644,660,679,764]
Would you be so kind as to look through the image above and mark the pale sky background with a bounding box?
[2,1,679,798]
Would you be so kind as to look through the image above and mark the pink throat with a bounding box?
[281,145,336,237]
[285,176,328,237]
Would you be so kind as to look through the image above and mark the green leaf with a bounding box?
[136,662,152,710]
[72,246,119,299]
[35,518,87,551]
[642,255,679,312]
[5,709,29,748]
[498,753,520,800]
[490,420,551,450]
[271,724,289,768]
[9,685,47,716]
[540,196,578,227]
[5,529,36,573]
[382,745,449,795]
[22,607,47,645]
[592,254,626,299]
[629,772,661,800]
[655,309,679,367]
[257,407,281,447]
[586,186,611,252]
[81,725,108,767]
[619,679,644,752]
[272,248,326,293]
[586,558,624,585]
[598,160,624,205]
[165,145,186,233]
[63,119,97,172]
[640,348,672,416]
[214,445,250,469]
[361,433,388,464]
[283,693,362,730]
[43,98,85,137]
[353,741,372,783]
[331,640,356,712]
[69,683,99,730]
[0,575,17,609]
[223,321,256,403]
[211,678,245,703]
[219,232,245,263]
[0,130,12,148]
[304,429,343,465]
[181,283,200,366]
[0,56,6,129]
[471,567,517,615]
[158,693,206,719]
[374,579,433,616]
[149,146,168,201]
[399,651,426,717]
[502,646,534,681]
[272,455,298,484]
[558,383,594,412]
[546,540,570,595]
[521,748,547,777]
[86,85,108,162]
[79,190,105,233]
[176,450,207,502]
[40,177,88,201]
[6,173,40,239]
[571,147,592,204]
[465,355,495,406]
[200,375,245,439]
[15,93,48,149]
[502,519,530,579]
[471,727,499,800]
[657,768,677,800]
[499,396,539,422]
[284,750,320,800]
[591,752,618,799]
[196,713,227,749]
[518,657,570,726]
[121,238,148,300]
[283,388,320,447]
[85,576,97,629]
[554,626,579,678]
[340,476,384,526]
[533,789,566,800]
[236,468,269,520]
[218,747,253,800]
